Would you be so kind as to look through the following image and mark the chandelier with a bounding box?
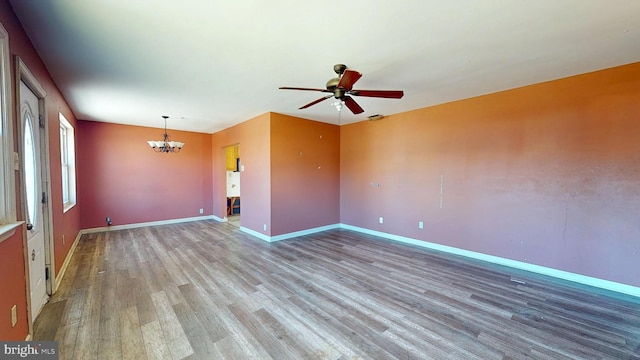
[147,116,185,153]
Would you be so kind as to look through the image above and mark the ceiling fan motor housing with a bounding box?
[326,77,340,91]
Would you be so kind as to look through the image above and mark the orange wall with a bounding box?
[0,228,28,340]
[341,62,640,287]
[211,112,340,237]
[77,121,213,228]
[270,113,340,235]
[212,113,271,235]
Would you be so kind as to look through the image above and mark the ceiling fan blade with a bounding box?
[350,89,404,99]
[279,86,329,92]
[300,95,333,109]
[337,69,362,90]
[343,96,364,114]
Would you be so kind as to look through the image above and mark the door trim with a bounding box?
[15,56,54,334]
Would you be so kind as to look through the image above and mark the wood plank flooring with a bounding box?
[33,221,640,359]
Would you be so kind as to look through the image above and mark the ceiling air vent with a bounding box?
[367,114,385,121]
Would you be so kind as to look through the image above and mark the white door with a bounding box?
[21,80,48,319]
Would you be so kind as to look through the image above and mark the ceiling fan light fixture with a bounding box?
[279,64,403,115]
[332,100,344,112]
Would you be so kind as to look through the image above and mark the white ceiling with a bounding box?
[9,1,640,134]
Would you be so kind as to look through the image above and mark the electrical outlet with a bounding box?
[379,217,383,224]
[419,221,424,229]
[263,224,267,231]
[199,208,204,214]
[11,305,17,327]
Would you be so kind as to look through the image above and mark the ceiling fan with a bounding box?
[279,64,404,115]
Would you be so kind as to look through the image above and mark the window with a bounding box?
[0,23,15,227]
[59,113,76,212]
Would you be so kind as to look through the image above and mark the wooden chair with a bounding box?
[227,197,240,216]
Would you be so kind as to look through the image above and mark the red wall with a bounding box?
[0,228,28,340]
[77,121,213,228]
[1,0,82,339]
[270,113,340,235]
[1,3,82,272]
[341,62,640,287]
[212,113,271,235]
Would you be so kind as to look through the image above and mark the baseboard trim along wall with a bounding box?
[80,215,219,234]
[339,224,640,299]
[239,226,269,241]
[54,230,82,292]
[68,217,639,299]
[240,224,341,243]
[240,221,639,298]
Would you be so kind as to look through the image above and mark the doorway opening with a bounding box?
[225,144,240,227]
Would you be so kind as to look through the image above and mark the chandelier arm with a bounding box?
[148,115,184,153]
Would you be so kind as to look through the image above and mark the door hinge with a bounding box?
[45,267,49,281]
[39,114,45,129]
[41,191,47,204]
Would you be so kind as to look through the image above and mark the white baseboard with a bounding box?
[339,224,640,298]
[270,224,341,242]
[240,223,341,243]
[54,230,82,292]
[211,214,227,223]
[80,215,219,234]
[239,226,270,241]
[56,216,640,299]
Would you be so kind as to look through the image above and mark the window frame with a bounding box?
[59,112,76,212]
[0,23,16,229]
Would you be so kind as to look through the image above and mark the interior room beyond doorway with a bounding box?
[225,144,240,226]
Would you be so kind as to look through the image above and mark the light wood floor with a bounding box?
[34,221,640,359]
